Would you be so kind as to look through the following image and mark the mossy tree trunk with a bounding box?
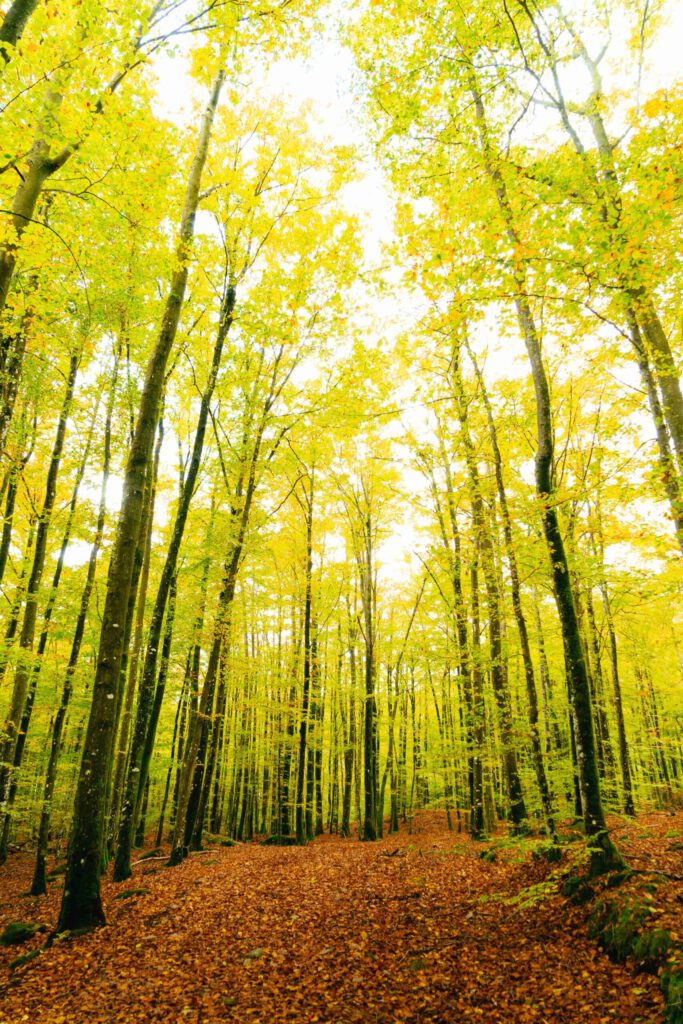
[467,343,557,837]
[31,343,119,896]
[470,70,620,874]
[57,69,225,932]
[113,282,235,881]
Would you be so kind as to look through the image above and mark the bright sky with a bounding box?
[145,2,683,580]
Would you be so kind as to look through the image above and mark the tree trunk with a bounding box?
[114,285,235,879]
[109,411,163,856]
[0,0,40,62]
[470,71,619,874]
[30,341,119,895]
[0,348,79,837]
[0,392,98,861]
[601,585,636,816]
[57,70,224,932]
[450,344,527,829]
[295,475,314,845]
[468,344,556,836]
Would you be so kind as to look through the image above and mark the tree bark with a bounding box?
[0,391,99,861]
[0,0,40,62]
[467,343,557,836]
[450,343,527,829]
[469,70,620,873]
[0,348,79,835]
[57,69,225,932]
[30,346,119,895]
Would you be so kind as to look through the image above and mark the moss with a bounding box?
[166,846,186,867]
[479,848,497,863]
[633,928,673,970]
[562,876,595,904]
[606,869,633,888]
[662,960,683,1024]
[55,926,98,940]
[532,842,562,864]
[138,847,164,861]
[260,835,297,846]
[113,887,149,901]
[9,948,42,970]
[580,875,682,1022]
[0,922,42,945]
[561,876,582,897]
[587,894,652,961]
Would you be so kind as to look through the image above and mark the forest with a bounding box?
[0,0,682,1021]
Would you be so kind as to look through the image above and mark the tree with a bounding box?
[57,67,225,932]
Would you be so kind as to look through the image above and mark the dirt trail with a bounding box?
[1,814,674,1023]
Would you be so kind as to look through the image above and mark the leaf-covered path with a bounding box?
[1,814,675,1023]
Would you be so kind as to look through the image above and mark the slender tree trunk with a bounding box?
[450,345,527,828]
[629,314,683,552]
[468,344,556,836]
[30,344,119,895]
[155,664,187,849]
[109,411,163,852]
[169,486,256,864]
[0,282,36,460]
[0,523,34,687]
[305,626,319,841]
[0,414,35,589]
[600,584,635,816]
[192,666,226,848]
[341,609,356,838]
[0,348,79,835]
[295,475,314,845]
[57,70,225,932]
[469,551,486,839]
[0,394,99,861]
[114,285,235,879]
[470,72,619,873]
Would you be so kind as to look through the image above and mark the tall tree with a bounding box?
[57,68,225,932]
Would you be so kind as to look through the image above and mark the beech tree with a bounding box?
[0,0,679,945]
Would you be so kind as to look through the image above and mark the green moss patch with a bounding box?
[113,887,150,901]
[561,876,595,904]
[587,892,653,961]
[260,835,297,846]
[662,959,683,1024]
[532,842,563,864]
[138,847,164,861]
[9,948,42,970]
[582,878,682,1023]
[0,922,43,945]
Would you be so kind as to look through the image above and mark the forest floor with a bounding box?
[0,811,681,1023]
